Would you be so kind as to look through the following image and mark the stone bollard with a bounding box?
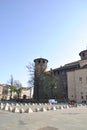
[25,108,33,113]
[10,106,15,112]
[16,103,20,106]
[66,105,69,109]
[35,107,40,112]
[20,108,25,113]
[1,103,5,110]
[55,106,59,109]
[24,103,28,106]
[58,106,63,109]
[39,103,42,106]
[51,106,56,111]
[47,107,51,111]
[5,105,10,111]
[14,107,21,113]
[11,103,15,106]
[40,107,47,112]
[32,103,35,106]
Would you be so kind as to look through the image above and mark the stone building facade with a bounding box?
[20,87,33,99]
[33,50,87,103]
[33,57,80,101]
[0,84,10,100]
[67,50,87,103]
[53,61,80,101]
[0,84,33,100]
[53,49,87,102]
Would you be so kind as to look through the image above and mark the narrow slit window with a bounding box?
[79,77,82,83]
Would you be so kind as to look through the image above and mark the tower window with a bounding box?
[58,71,59,74]
[82,53,85,57]
[43,61,45,63]
[38,60,40,63]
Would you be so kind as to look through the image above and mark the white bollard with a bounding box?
[35,107,40,112]
[25,108,33,113]
[47,107,51,111]
[10,106,15,112]
[51,106,56,111]
[14,107,21,113]
[1,103,5,110]
[40,107,47,112]
[5,105,10,111]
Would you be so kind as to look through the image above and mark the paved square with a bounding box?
[0,106,87,130]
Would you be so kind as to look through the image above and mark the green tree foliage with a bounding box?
[9,75,16,99]
[8,75,22,99]
[26,62,58,100]
[42,69,58,99]
[13,80,22,99]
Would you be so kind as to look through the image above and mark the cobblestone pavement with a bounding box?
[0,106,87,130]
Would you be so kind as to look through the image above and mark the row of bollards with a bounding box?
[0,102,84,114]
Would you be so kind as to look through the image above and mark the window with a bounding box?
[43,60,45,63]
[38,60,40,63]
[86,77,87,83]
[81,95,83,99]
[82,52,85,57]
[79,77,82,83]
[86,95,87,100]
[79,77,82,81]
[57,71,59,74]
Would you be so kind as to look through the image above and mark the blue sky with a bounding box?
[0,0,87,86]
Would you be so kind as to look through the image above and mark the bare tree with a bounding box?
[26,62,35,87]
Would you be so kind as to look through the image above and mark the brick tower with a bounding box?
[79,50,87,60]
[33,58,48,100]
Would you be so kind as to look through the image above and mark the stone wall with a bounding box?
[67,68,87,103]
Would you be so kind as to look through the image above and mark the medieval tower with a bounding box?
[33,58,48,100]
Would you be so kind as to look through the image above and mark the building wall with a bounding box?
[67,71,76,101]
[0,84,33,100]
[0,85,10,100]
[54,69,68,100]
[11,87,33,99]
[21,87,33,99]
[79,59,87,67]
[67,68,87,103]
[0,85,3,99]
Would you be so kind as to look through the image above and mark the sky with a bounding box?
[0,0,87,87]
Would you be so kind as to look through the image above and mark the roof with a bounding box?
[34,58,48,62]
[53,60,80,72]
[79,50,87,56]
